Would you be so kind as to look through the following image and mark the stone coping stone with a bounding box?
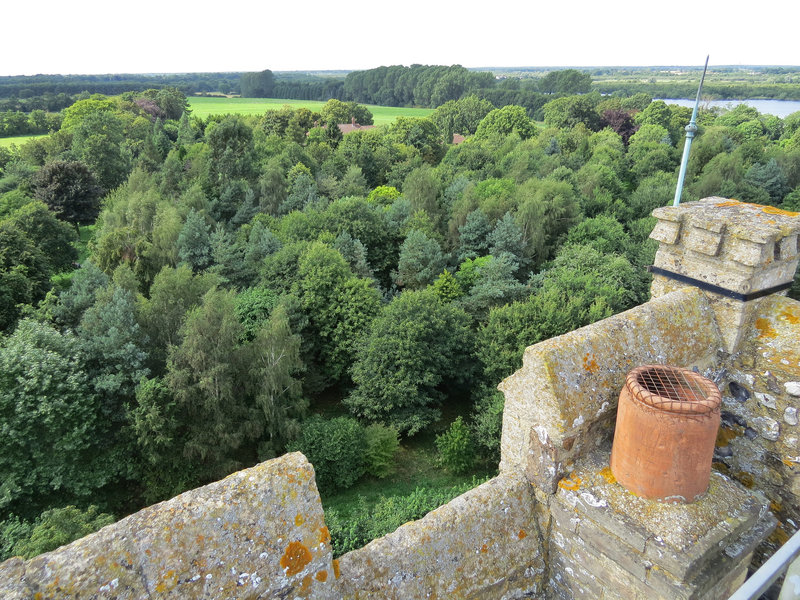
[0,452,339,600]
[652,198,800,248]
[552,448,775,584]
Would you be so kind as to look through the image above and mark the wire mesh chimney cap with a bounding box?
[626,365,721,416]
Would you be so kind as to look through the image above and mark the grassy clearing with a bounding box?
[0,134,47,148]
[188,97,434,126]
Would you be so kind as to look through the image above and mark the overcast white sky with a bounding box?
[3,0,798,76]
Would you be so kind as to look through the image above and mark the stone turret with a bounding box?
[649,197,800,354]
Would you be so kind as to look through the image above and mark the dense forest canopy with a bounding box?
[1,75,800,560]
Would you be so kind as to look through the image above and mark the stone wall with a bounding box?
[712,294,800,555]
[0,453,340,600]
[338,473,546,599]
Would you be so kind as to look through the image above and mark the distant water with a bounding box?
[659,98,800,119]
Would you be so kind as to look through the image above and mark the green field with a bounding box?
[0,134,46,148]
[188,97,434,126]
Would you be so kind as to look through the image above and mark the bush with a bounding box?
[10,506,115,559]
[363,424,400,478]
[436,416,475,474]
[0,516,34,561]
[287,416,366,493]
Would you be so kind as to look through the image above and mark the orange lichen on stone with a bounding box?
[558,472,582,491]
[318,526,330,544]
[518,529,527,540]
[280,541,312,576]
[598,467,616,484]
[716,201,741,208]
[755,317,777,339]
[315,570,328,582]
[781,308,800,325]
[480,543,488,553]
[332,558,341,579]
[583,352,599,373]
[763,205,800,217]
[298,574,313,595]
[294,513,305,527]
[782,457,796,468]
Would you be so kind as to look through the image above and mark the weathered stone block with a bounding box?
[0,453,339,600]
[338,474,545,599]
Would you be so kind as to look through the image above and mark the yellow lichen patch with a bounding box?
[315,570,328,582]
[770,500,783,513]
[782,457,796,468]
[294,513,305,527]
[716,200,741,208]
[755,317,777,339]
[558,472,582,491]
[154,570,178,594]
[582,352,599,374]
[518,529,527,540]
[318,526,330,544]
[332,558,341,579]
[763,205,800,217]
[716,426,740,447]
[280,541,312,576]
[735,471,755,489]
[598,467,616,484]
[781,308,800,325]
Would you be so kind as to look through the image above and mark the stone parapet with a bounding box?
[650,197,800,353]
[338,473,546,599]
[0,453,339,600]
[499,287,721,494]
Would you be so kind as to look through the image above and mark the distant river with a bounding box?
[659,98,800,118]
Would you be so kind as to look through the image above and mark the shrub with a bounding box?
[10,506,114,559]
[363,424,400,478]
[436,416,475,474]
[325,479,484,557]
[287,416,366,493]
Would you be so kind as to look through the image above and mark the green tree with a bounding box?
[176,209,211,272]
[396,229,446,289]
[71,110,131,192]
[346,289,474,435]
[474,105,535,140]
[0,222,51,331]
[0,320,111,517]
[32,161,103,229]
[165,288,263,483]
[3,201,77,273]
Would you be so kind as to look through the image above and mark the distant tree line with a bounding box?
[0,73,242,99]
[238,66,594,110]
[593,81,800,101]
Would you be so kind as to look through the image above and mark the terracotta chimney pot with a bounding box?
[610,365,721,503]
